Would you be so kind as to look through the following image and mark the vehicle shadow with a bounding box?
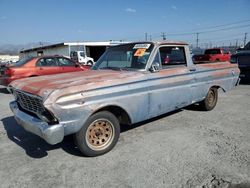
[0,87,10,94]
[1,116,82,158]
[2,110,183,158]
[183,103,204,111]
[121,109,182,132]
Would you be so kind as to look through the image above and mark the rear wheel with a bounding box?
[74,111,120,157]
[199,87,218,111]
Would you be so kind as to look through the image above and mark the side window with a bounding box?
[58,58,75,66]
[37,58,57,67]
[159,46,186,68]
[80,52,85,58]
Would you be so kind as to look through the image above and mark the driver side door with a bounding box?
[147,46,194,118]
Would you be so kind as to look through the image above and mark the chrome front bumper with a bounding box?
[9,101,64,145]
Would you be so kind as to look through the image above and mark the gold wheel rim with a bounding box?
[85,119,114,151]
[207,90,215,106]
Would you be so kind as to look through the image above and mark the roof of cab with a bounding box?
[130,41,188,45]
[107,41,188,49]
[154,40,188,45]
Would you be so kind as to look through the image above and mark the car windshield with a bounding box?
[13,57,34,67]
[92,43,154,71]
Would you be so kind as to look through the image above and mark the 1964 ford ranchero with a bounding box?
[8,41,240,156]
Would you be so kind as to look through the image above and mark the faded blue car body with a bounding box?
[9,41,240,145]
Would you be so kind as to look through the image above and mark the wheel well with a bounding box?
[211,85,224,92]
[95,105,131,125]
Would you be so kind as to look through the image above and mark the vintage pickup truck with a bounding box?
[8,41,240,156]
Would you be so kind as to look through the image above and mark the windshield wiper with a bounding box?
[99,67,139,71]
[99,67,122,71]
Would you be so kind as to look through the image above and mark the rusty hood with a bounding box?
[9,70,146,99]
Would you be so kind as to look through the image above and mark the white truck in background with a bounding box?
[19,41,129,66]
[70,51,94,66]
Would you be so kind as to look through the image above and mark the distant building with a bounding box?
[19,41,127,62]
[0,54,19,62]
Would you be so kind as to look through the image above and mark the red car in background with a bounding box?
[193,48,231,63]
[0,56,90,86]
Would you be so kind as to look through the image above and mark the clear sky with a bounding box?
[0,0,250,47]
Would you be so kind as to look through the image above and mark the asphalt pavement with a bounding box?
[0,84,250,188]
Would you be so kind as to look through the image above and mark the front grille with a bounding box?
[14,90,45,115]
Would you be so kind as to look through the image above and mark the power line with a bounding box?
[180,19,250,32]
[165,24,250,36]
[200,32,246,41]
[119,19,250,43]
[196,33,199,48]
[244,33,248,46]
[161,32,166,40]
[149,19,250,38]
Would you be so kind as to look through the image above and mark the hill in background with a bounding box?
[0,42,51,55]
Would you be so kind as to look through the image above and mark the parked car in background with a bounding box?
[8,41,240,157]
[231,51,250,80]
[193,48,231,63]
[0,55,89,86]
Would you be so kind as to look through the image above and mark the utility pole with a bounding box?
[161,32,166,40]
[196,33,199,48]
[243,32,247,46]
[145,33,148,41]
[235,39,238,49]
[149,35,152,41]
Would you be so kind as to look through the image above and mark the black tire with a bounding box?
[199,87,218,111]
[87,61,93,66]
[74,111,120,157]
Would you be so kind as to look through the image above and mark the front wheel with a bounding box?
[74,111,120,157]
[199,87,218,111]
[87,61,93,66]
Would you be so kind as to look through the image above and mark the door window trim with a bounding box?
[150,45,187,70]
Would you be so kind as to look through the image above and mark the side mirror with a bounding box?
[149,62,160,72]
